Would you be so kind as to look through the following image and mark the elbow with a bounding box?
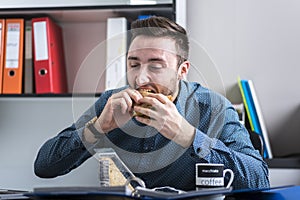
[34,151,64,178]
[34,166,56,179]
[34,158,57,178]
[33,154,77,178]
[34,168,55,179]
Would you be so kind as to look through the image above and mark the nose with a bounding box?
[136,65,150,86]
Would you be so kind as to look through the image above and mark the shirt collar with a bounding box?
[175,80,189,117]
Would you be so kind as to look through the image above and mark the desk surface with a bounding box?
[227,185,300,200]
[1,185,299,200]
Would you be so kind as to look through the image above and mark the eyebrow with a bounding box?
[127,56,165,62]
[127,56,139,61]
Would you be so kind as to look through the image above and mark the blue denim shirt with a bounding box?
[34,80,270,191]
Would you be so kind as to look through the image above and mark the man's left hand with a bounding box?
[134,93,195,148]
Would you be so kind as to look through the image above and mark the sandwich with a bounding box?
[132,89,173,118]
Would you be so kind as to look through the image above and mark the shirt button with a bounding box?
[74,141,79,147]
[143,146,149,151]
[196,147,201,153]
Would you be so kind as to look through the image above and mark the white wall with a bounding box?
[187,0,300,158]
[0,98,99,190]
[269,168,300,187]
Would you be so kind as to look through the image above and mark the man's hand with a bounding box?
[133,93,195,148]
[94,88,143,134]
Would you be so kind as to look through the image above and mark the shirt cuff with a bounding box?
[78,126,101,152]
[192,129,218,159]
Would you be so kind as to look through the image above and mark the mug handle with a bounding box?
[224,169,234,188]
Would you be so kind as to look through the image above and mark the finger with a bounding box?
[111,97,128,114]
[127,88,143,103]
[122,92,134,111]
[155,94,172,104]
[135,115,152,125]
[134,105,157,119]
[111,90,135,112]
[141,93,171,104]
[135,115,163,131]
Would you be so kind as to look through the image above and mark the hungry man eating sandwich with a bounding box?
[34,16,270,191]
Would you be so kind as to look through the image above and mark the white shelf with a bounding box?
[0,0,172,9]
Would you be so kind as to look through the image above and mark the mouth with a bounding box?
[138,89,153,93]
[137,88,157,95]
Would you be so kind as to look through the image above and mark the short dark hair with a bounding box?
[130,16,189,63]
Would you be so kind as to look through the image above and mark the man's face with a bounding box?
[127,35,182,97]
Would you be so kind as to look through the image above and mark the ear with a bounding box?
[177,60,190,80]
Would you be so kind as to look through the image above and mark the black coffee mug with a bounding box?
[196,163,234,189]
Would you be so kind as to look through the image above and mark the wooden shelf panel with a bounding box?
[266,157,300,169]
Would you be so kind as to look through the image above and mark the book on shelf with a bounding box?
[238,78,259,131]
[0,19,5,94]
[32,16,68,94]
[24,20,34,94]
[238,78,273,159]
[105,17,127,91]
[247,80,273,159]
[2,18,24,94]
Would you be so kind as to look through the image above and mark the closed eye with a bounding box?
[148,62,165,71]
[129,63,140,68]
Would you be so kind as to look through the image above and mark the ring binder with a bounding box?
[2,18,24,94]
[32,16,68,94]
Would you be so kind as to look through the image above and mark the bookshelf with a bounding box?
[0,0,183,95]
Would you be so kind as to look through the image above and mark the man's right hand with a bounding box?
[94,88,143,134]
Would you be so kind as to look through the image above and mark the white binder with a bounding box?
[105,17,127,90]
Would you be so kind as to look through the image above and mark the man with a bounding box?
[34,16,269,191]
